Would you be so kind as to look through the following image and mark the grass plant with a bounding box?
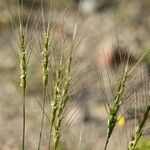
[50,32,76,149]
[128,105,150,150]
[104,65,129,150]
[102,50,149,150]
[19,29,26,150]
[18,0,27,149]
[38,21,51,150]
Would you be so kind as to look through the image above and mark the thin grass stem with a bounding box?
[38,27,50,149]
[38,87,47,150]
[19,31,27,150]
[22,89,26,150]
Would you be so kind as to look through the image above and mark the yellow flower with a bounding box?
[117,115,126,128]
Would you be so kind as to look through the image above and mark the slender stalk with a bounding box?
[38,29,50,150]
[128,105,150,150]
[38,86,47,150]
[22,89,26,150]
[20,32,27,150]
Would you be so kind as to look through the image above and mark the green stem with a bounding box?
[38,28,50,149]
[38,86,47,150]
[22,89,26,150]
[20,32,26,150]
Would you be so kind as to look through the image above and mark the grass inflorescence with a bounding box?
[19,29,27,150]
[50,46,73,149]
[38,25,51,150]
[104,65,129,150]
[128,105,150,150]
[18,0,27,148]
[103,50,149,150]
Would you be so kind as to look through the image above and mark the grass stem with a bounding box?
[22,89,26,150]
[38,87,47,150]
[19,31,27,150]
[38,28,50,149]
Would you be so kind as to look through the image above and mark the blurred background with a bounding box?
[0,0,150,150]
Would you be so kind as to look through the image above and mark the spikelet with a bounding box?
[128,105,150,150]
